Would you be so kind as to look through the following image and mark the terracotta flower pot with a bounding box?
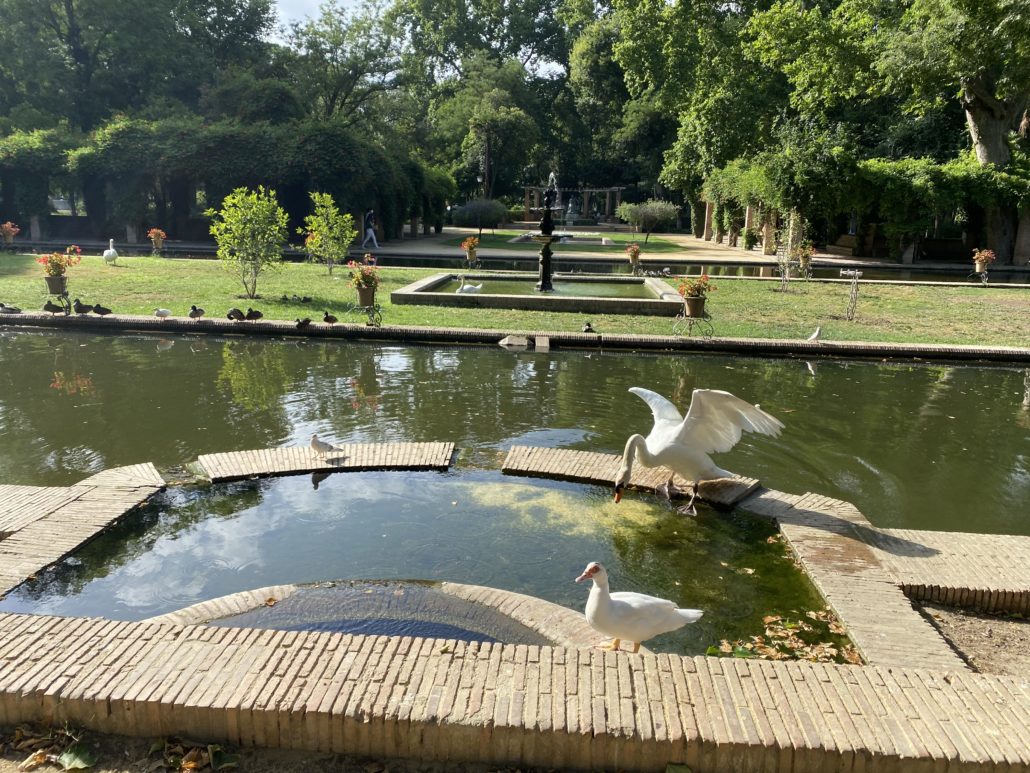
[44,275,67,294]
[683,296,707,317]
[357,286,376,307]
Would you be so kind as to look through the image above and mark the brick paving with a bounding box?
[0,611,1027,771]
[196,442,454,483]
[864,529,1030,615]
[0,465,165,596]
[1,450,1029,770]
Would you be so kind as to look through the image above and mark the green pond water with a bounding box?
[435,277,655,298]
[0,329,1027,652]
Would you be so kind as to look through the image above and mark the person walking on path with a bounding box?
[362,209,379,248]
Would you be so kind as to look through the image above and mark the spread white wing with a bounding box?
[678,389,784,453]
[628,387,683,428]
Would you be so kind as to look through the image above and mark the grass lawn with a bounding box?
[1,253,1027,347]
[443,229,682,253]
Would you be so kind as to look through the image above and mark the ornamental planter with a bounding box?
[465,248,477,266]
[683,296,707,317]
[44,275,68,295]
[357,286,376,307]
[974,260,987,274]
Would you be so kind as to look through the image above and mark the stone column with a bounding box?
[524,188,532,221]
[703,202,714,241]
[605,190,613,219]
[762,211,778,255]
[581,191,590,217]
[410,214,418,237]
[126,223,138,243]
[29,215,41,241]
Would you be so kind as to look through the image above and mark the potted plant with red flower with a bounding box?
[460,236,479,269]
[678,274,716,317]
[147,227,167,254]
[972,248,995,274]
[1,221,20,250]
[37,245,82,294]
[348,253,381,306]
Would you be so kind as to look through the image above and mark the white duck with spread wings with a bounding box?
[576,561,702,652]
[614,387,784,514]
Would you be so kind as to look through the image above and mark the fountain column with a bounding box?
[534,179,558,292]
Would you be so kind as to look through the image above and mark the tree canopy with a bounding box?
[0,0,1027,260]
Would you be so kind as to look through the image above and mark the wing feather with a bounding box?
[677,389,784,453]
[629,387,682,427]
[609,591,678,611]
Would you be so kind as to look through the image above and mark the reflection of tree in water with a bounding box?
[5,482,265,602]
[217,340,296,413]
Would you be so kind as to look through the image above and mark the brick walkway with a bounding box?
[0,464,164,596]
[196,443,455,483]
[0,611,1027,771]
[865,529,1030,615]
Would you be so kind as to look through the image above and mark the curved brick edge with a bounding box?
[1,311,1028,363]
[144,584,300,626]
[143,580,602,651]
[437,582,602,650]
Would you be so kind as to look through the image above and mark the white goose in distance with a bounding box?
[614,387,784,515]
[103,239,118,265]
[576,561,702,653]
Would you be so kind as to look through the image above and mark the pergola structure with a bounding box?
[522,185,624,222]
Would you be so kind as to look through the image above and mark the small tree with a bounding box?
[207,186,288,299]
[616,199,679,243]
[300,191,357,275]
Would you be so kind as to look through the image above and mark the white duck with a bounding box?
[153,307,172,320]
[614,387,784,515]
[103,239,118,265]
[456,276,482,294]
[576,561,702,652]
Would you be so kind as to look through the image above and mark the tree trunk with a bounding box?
[961,82,1029,264]
[1013,207,1030,266]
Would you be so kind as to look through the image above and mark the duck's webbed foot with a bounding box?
[656,474,678,501]
[676,482,701,516]
[599,638,622,651]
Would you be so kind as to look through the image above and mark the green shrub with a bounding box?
[452,198,507,229]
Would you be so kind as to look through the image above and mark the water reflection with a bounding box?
[0,328,1026,533]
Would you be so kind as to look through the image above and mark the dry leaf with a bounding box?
[18,750,47,771]
[264,597,277,606]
